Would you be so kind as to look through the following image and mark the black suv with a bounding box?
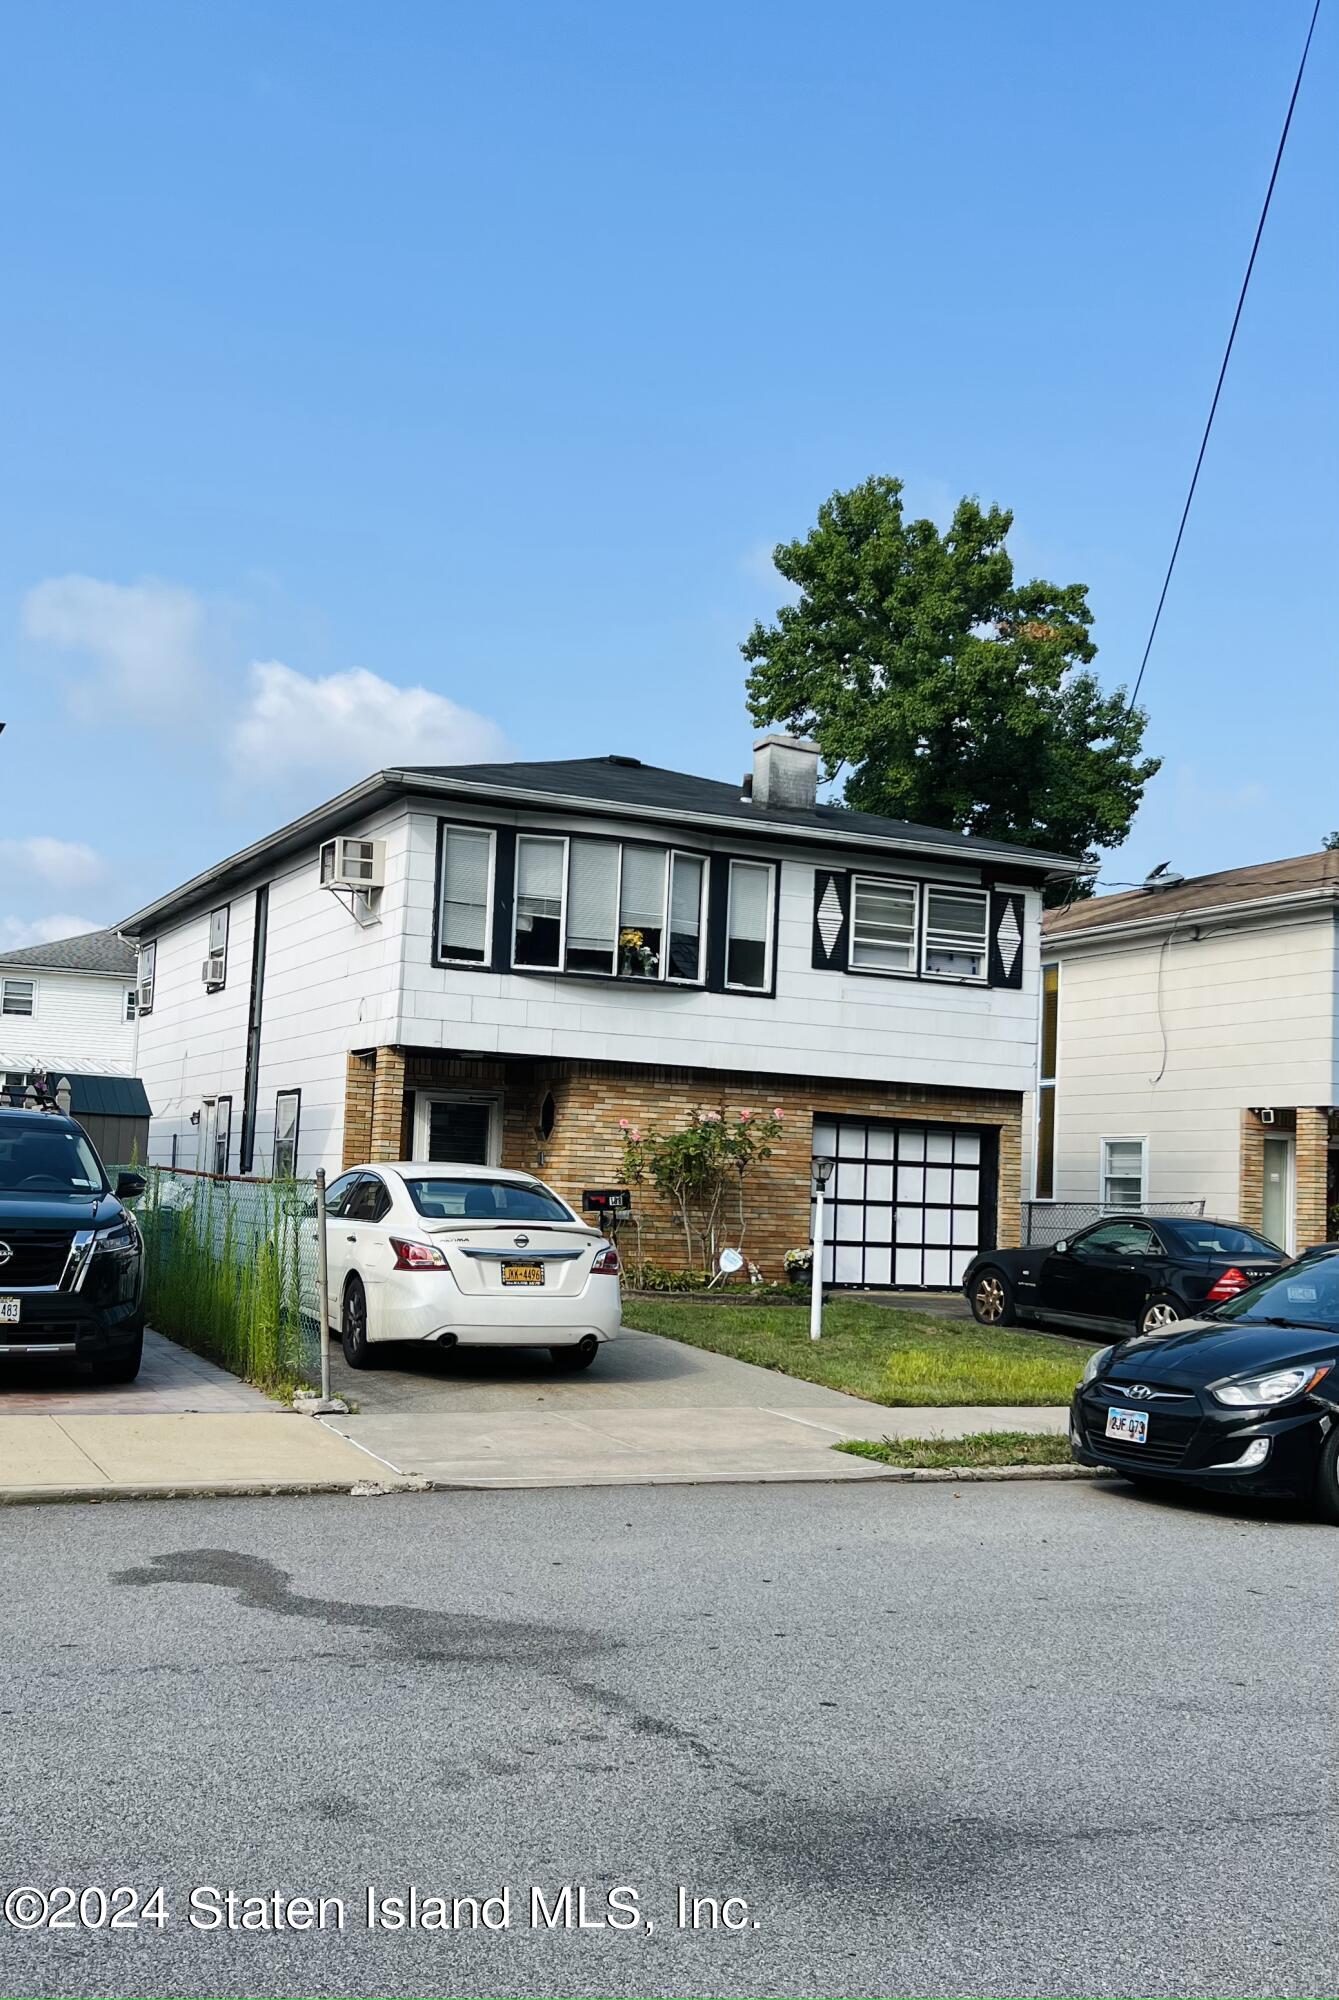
[0,1107,146,1382]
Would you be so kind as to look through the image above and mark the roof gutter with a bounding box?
[1044,884,1339,952]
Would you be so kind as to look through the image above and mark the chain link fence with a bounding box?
[117,1165,323,1389]
[1021,1199,1207,1247]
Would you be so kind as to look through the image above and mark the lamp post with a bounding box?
[810,1154,835,1341]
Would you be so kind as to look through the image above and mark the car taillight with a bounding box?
[390,1237,449,1272]
[1207,1265,1248,1301]
[591,1244,620,1275]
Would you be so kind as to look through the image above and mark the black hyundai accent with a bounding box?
[1070,1255,1339,1520]
[0,1107,146,1382]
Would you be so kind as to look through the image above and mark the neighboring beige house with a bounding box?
[1027,851,1339,1254]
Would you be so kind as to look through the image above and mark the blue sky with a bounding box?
[1,0,1333,945]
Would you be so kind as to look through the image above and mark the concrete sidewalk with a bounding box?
[0,1411,385,1501]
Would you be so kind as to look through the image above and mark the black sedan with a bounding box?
[1070,1255,1339,1516]
[963,1216,1286,1340]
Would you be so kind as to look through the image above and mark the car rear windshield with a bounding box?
[1215,1257,1339,1329]
[0,1122,106,1196]
[403,1177,576,1223]
[1171,1223,1281,1257]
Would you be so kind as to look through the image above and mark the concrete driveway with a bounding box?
[322,1323,1066,1486]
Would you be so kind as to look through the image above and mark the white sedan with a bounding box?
[320,1162,621,1370]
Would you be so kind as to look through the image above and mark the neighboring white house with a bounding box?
[0,928,139,1076]
[119,739,1081,1285]
[1026,851,1339,1254]
[0,928,150,1161]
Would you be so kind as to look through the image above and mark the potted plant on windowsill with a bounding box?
[619,928,659,978]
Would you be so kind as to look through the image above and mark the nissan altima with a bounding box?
[319,1163,621,1370]
[1070,1253,1339,1519]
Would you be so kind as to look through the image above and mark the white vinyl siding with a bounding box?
[923,887,989,980]
[850,877,918,974]
[438,825,494,964]
[725,860,774,991]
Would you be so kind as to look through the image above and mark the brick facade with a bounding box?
[1239,1104,1334,1249]
[345,1048,1024,1281]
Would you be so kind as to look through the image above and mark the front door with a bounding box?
[1261,1135,1294,1252]
[197,1100,218,1174]
[414,1093,500,1166]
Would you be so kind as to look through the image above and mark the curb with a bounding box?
[0,1464,1112,1506]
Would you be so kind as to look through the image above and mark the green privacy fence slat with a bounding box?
[116,1166,321,1390]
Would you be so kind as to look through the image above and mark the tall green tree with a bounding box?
[743,476,1158,890]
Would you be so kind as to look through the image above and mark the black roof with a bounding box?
[397,757,1076,868]
[0,929,136,976]
[120,753,1081,934]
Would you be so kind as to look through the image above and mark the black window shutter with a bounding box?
[705,855,731,992]
[811,869,850,970]
[490,826,516,969]
[988,890,1025,988]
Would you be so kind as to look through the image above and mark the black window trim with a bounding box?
[430,814,715,990]
[723,855,778,995]
[435,820,498,968]
[273,1087,301,1179]
[816,867,998,988]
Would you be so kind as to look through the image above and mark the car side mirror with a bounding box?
[1053,1239,1068,1255]
[116,1170,146,1200]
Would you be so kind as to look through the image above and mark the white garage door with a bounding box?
[813,1117,987,1289]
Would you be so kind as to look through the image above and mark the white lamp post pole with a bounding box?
[810,1155,834,1341]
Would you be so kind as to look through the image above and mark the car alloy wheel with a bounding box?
[975,1274,1006,1323]
[1141,1300,1182,1333]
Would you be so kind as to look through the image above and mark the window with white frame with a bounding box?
[1,978,34,1018]
[1101,1137,1146,1210]
[438,825,495,963]
[850,877,918,973]
[1034,962,1059,1199]
[510,835,708,983]
[513,836,567,968]
[725,860,774,991]
[137,941,156,1015]
[205,905,229,988]
[922,886,989,979]
[125,987,137,1022]
[273,1090,301,1178]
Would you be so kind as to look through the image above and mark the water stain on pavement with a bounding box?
[110,1548,611,1666]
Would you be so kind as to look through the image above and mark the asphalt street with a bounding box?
[1,1479,1334,1999]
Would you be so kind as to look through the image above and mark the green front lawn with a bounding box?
[626,1299,1095,1406]
[837,1431,1073,1468]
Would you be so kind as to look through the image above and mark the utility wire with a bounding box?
[1122,0,1323,729]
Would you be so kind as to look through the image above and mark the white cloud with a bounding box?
[22,574,207,719]
[227,661,508,787]
[0,913,102,952]
[0,838,105,892]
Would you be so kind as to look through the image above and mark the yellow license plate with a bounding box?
[501,1263,544,1286]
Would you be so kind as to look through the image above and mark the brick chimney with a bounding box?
[751,734,820,810]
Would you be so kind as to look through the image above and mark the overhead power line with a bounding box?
[1123,0,1323,728]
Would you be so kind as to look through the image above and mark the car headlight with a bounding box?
[95,1218,140,1253]
[1211,1362,1331,1408]
[1081,1344,1113,1386]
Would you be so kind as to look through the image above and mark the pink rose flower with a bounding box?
[704,1109,721,1122]
[773,1107,784,1119]
[740,1108,752,1121]
[618,1118,629,1130]
[631,1128,642,1142]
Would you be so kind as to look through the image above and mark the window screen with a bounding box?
[924,887,989,978]
[850,879,918,972]
[1101,1139,1145,1209]
[726,861,772,989]
[439,826,493,962]
[514,837,565,967]
[566,840,620,973]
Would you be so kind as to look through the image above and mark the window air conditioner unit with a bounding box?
[202,952,226,988]
[320,837,386,892]
[138,979,154,1011]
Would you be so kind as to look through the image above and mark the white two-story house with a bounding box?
[120,738,1079,1285]
[1030,851,1339,1255]
[0,928,150,1161]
